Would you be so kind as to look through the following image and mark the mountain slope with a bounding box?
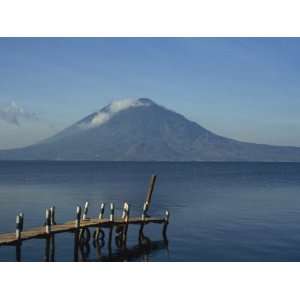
[0,98,300,161]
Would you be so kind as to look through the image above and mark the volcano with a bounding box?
[1,98,300,161]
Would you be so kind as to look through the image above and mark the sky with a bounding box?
[0,37,300,149]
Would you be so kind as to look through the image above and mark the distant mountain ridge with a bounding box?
[0,98,300,161]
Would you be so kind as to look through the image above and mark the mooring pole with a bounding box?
[74,206,81,262]
[50,206,56,225]
[139,202,147,243]
[98,203,105,220]
[50,234,55,262]
[108,203,114,256]
[45,209,51,234]
[143,175,157,216]
[95,239,102,261]
[162,210,170,241]
[44,235,50,262]
[94,203,105,241]
[110,203,114,222]
[76,206,81,228]
[16,213,24,238]
[83,201,89,220]
[122,203,130,249]
[15,213,23,262]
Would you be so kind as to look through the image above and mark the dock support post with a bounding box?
[50,206,56,225]
[94,203,105,241]
[115,202,126,248]
[139,203,147,243]
[93,203,106,257]
[109,203,114,222]
[82,201,89,220]
[44,235,50,262]
[15,213,23,262]
[80,202,91,243]
[50,234,55,261]
[98,202,105,220]
[95,239,102,261]
[44,209,51,262]
[45,209,51,234]
[76,206,81,228]
[74,206,81,262]
[122,203,130,249]
[143,175,157,216]
[108,203,114,256]
[16,213,23,240]
[162,210,169,241]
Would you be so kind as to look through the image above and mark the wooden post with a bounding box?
[16,213,23,262]
[143,175,157,215]
[45,209,51,234]
[76,206,81,228]
[83,201,89,220]
[95,239,102,261]
[50,206,56,225]
[115,202,127,249]
[108,203,114,256]
[123,203,130,249]
[139,203,147,243]
[16,243,21,262]
[162,210,170,241]
[19,213,24,232]
[16,213,23,240]
[110,203,114,222]
[74,206,81,262]
[44,236,50,262]
[73,231,79,262]
[121,202,127,219]
[98,203,105,220]
[94,203,105,241]
[50,234,55,262]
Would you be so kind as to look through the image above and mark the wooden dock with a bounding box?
[0,216,167,246]
[0,175,170,261]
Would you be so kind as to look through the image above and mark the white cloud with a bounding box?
[81,98,152,129]
[0,101,39,126]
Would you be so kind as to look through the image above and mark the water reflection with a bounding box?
[72,227,169,262]
[12,228,169,262]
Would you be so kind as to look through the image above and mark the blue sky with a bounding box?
[0,38,300,149]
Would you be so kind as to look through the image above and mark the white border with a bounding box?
[1,263,300,300]
[0,0,300,36]
[1,1,300,299]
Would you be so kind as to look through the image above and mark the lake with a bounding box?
[1,161,300,261]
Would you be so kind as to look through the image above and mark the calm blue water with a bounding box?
[1,161,300,261]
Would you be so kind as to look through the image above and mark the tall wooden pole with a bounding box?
[143,175,157,215]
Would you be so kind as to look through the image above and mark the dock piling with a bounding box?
[50,206,56,225]
[110,203,114,222]
[108,203,114,255]
[122,203,130,248]
[74,206,81,261]
[144,175,157,216]
[94,203,105,241]
[45,209,51,234]
[16,213,23,240]
[162,210,169,241]
[44,235,50,261]
[50,234,55,261]
[15,213,23,262]
[139,204,147,243]
[83,201,89,220]
[76,206,81,228]
[98,203,105,219]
